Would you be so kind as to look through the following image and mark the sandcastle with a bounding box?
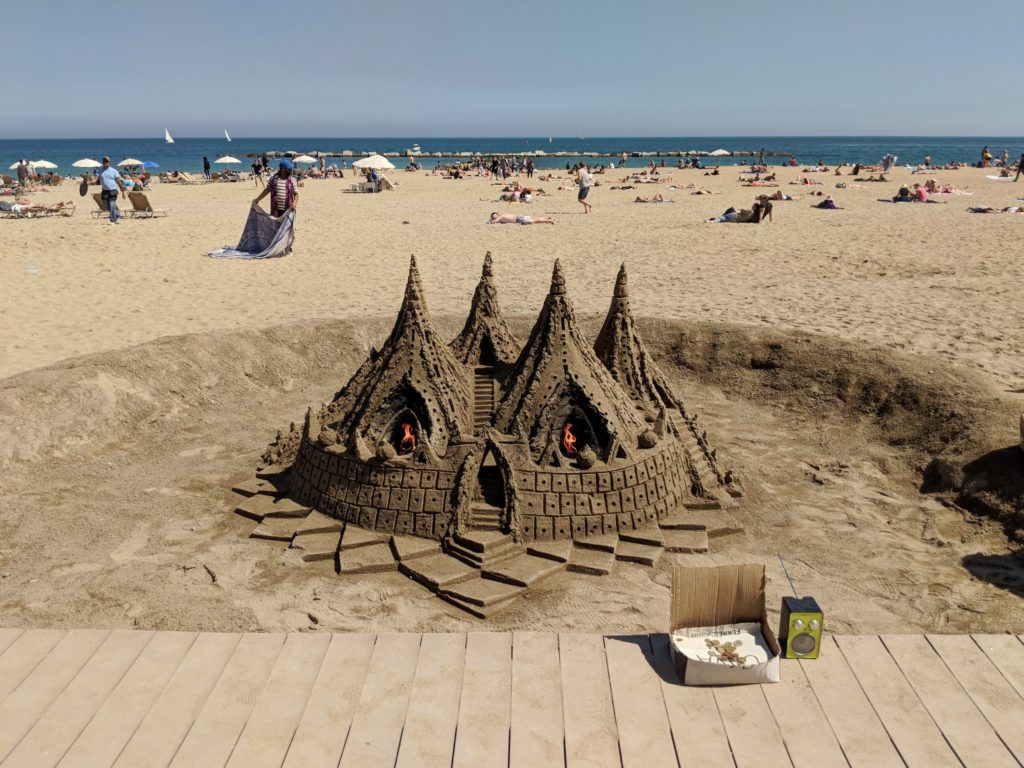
[238,254,743,614]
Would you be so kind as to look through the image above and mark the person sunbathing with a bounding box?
[690,187,719,195]
[967,205,1022,213]
[766,190,793,200]
[813,196,841,209]
[0,199,74,215]
[488,212,555,225]
[634,193,673,202]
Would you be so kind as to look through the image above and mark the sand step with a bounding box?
[290,531,343,562]
[526,539,573,563]
[294,510,344,537]
[231,478,270,497]
[440,576,524,607]
[473,367,496,427]
[249,516,301,542]
[439,590,518,619]
[454,530,515,553]
[658,512,711,531]
[399,553,478,592]
[482,553,565,588]
[614,541,663,567]
[337,542,397,575]
[389,534,441,562]
[573,533,618,553]
[662,528,709,553]
[234,494,278,522]
[468,501,502,530]
[445,538,521,569]
[262,498,311,519]
[567,547,616,576]
[338,525,388,550]
[618,527,664,547]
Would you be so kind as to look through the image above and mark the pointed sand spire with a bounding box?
[450,252,521,365]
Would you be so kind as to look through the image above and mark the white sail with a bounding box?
[165,128,174,144]
[225,129,231,142]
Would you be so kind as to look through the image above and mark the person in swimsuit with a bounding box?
[488,212,555,225]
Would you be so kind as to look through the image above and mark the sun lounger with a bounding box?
[90,193,108,218]
[127,192,168,218]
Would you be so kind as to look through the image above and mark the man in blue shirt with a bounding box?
[98,156,125,223]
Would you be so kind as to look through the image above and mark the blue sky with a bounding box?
[4,0,1022,138]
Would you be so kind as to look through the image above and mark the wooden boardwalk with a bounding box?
[0,629,1021,767]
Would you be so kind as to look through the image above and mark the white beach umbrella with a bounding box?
[117,157,144,166]
[352,154,395,170]
[292,155,317,164]
[215,156,241,164]
[72,158,102,169]
[33,160,58,169]
[7,162,21,170]
[708,149,731,157]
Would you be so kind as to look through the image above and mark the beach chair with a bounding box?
[1,201,75,218]
[127,192,168,218]
[90,192,116,219]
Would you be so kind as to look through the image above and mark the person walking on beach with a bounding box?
[577,163,593,214]
[252,158,265,188]
[16,159,30,187]
[1015,153,1024,182]
[253,159,298,217]
[98,156,125,224]
[203,156,212,180]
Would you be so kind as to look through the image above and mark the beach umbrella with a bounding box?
[708,149,731,157]
[292,155,317,164]
[142,161,159,168]
[215,156,241,164]
[72,158,102,169]
[117,158,144,166]
[352,154,395,170]
[33,160,58,169]
[7,162,20,170]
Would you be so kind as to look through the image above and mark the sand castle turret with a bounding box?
[493,260,646,463]
[327,255,472,456]
[449,252,521,366]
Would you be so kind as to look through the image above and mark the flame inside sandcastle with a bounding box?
[263,252,741,543]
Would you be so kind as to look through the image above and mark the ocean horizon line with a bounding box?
[4,133,1024,142]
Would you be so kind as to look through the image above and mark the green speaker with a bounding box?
[779,596,823,659]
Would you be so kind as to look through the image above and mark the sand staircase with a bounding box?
[473,366,496,429]
[667,409,726,506]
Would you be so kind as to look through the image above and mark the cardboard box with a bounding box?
[669,563,781,685]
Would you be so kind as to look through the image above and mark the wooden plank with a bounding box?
[113,632,241,768]
[0,629,22,658]
[338,633,422,768]
[395,633,467,768]
[973,633,1024,699]
[760,660,848,768]
[3,629,154,768]
[649,633,734,768]
[0,629,108,762]
[510,632,564,768]
[929,634,1024,764]
[836,635,960,768]
[168,633,286,768]
[798,636,903,768]
[56,631,197,768]
[604,635,678,768]
[559,633,621,768]
[225,633,331,768]
[883,634,1014,768]
[714,683,792,768]
[281,633,375,767]
[452,632,513,768]
[0,629,66,704]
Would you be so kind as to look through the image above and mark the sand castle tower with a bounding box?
[283,254,738,543]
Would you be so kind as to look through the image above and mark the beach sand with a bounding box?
[1,164,1021,634]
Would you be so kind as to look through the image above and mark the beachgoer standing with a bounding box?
[577,163,593,214]
[526,157,535,178]
[1015,153,1024,182]
[758,147,765,166]
[98,156,125,224]
[253,159,298,218]
[981,145,992,168]
[252,158,265,188]
[203,156,211,180]
[621,151,628,168]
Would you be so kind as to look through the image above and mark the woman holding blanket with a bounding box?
[253,160,299,217]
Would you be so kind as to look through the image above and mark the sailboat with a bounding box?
[165,128,174,144]
[224,129,232,142]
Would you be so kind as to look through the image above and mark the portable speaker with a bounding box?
[779,596,823,659]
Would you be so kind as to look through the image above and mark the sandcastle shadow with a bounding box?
[961,550,1024,598]
[604,633,683,685]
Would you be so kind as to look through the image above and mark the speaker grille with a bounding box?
[790,632,817,656]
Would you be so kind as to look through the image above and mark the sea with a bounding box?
[3,137,1022,174]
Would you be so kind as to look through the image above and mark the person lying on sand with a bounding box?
[709,198,772,223]
[0,199,75,215]
[923,178,969,194]
[690,188,720,195]
[634,194,674,202]
[741,181,779,187]
[967,205,1022,213]
[813,196,842,209]
[855,174,887,182]
[488,212,555,225]
[765,190,794,200]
